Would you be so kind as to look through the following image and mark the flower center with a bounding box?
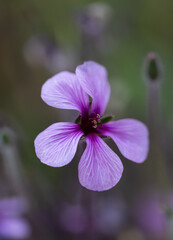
[78,113,101,135]
[89,114,101,129]
[75,113,113,136]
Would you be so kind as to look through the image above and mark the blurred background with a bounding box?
[0,0,173,239]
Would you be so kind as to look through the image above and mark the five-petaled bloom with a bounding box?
[34,61,149,191]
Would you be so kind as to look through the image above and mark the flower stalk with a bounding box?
[0,127,26,196]
[144,52,169,190]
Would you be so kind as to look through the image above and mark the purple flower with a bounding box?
[0,198,31,239]
[34,61,149,191]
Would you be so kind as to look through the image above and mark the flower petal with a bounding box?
[99,119,149,163]
[34,122,83,167]
[78,134,123,191]
[41,71,89,116]
[76,61,110,115]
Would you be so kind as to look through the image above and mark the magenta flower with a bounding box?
[34,61,149,191]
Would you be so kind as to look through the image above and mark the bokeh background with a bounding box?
[0,0,173,239]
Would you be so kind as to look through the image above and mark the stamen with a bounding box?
[90,114,102,129]
[91,119,98,129]
[79,112,103,134]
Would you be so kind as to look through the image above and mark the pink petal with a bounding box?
[41,71,89,116]
[76,61,110,116]
[34,122,83,167]
[78,134,123,191]
[99,119,149,163]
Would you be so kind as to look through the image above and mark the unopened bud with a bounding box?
[144,52,163,82]
[0,127,16,147]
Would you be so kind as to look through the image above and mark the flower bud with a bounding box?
[0,127,16,147]
[75,2,112,37]
[144,52,163,82]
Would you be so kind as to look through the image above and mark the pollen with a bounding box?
[91,114,101,129]
[80,113,102,134]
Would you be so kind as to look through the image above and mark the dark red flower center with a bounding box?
[75,111,112,136]
[80,113,101,135]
